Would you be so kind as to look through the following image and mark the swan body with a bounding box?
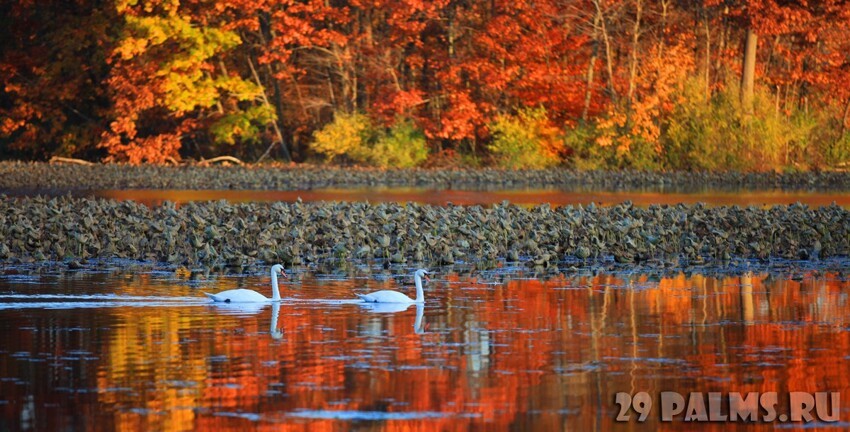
[357,269,429,304]
[357,290,416,304]
[204,264,288,303]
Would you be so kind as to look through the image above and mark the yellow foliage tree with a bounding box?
[102,0,274,163]
[310,112,372,163]
[487,108,565,169]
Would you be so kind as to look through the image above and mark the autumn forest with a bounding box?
[2,0,850,170]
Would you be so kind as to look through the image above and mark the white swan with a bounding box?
[204,264,288,303]
[356,269,430,303]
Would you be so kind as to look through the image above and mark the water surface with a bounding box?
[95,188,850,208]
[5,187,850,208]
[1,266,849,430]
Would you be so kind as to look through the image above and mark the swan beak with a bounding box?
[424,274,431,282]
[281,271,289,279]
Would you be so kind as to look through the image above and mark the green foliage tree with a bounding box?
[311,113,429,168]
[487,108,565,169]
[662,79,816,171]
[372,119,429,169]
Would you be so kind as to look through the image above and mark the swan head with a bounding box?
[271,264,289,279]
[415,268,430,282]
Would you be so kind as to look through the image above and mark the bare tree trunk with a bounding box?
[593,0,618,102]
[582,15,601,122]
[763,35,777,80]
[782,82,791,112]
[254,17,293,162]
[741,26,758,112]
[774,84,781,115]
[448,6,456,59]
[352,65,358,111]
[627,0,643,104]
[248,57,292,163]
[841,98,850,138]
[704,15,711,99]
[714,7,729,75]
[326,65,337,109]
[658,0,670,58]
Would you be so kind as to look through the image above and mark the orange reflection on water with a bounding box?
[1,270,850,430]
[93,188,850,208]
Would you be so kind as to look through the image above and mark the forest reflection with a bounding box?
[1,268,848,431]
[91,188,850,209]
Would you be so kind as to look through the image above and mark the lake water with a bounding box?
[2,266,849,430]
[7,187,850,208]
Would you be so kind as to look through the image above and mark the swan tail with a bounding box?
[204,292,229,303]
[356,293,377,303]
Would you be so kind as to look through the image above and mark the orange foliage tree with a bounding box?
[0,0,114,159]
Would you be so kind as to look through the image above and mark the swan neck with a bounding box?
[271,270,281,301]
[414,274,424,303]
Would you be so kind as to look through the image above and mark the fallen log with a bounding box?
[48,156,94,166]
[198,156,244,166]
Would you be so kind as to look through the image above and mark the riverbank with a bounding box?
[3,161,850,191]
[2,195,846,271]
